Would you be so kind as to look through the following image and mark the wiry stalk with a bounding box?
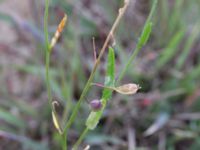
[63,1,130,149]
[64,0,129,133]
[117,0,157,83]
[44,0,52,105]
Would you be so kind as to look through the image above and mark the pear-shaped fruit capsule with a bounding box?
[91,82,140,95]
[115,83,141,95]
[90,99,102,112]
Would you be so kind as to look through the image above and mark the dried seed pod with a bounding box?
[50,14,67,49]
[115,83,140,95]
[91,82,140,95]
[90,99,102,111]
[52,101,63,134]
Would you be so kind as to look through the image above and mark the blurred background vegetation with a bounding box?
[0,0,200,149]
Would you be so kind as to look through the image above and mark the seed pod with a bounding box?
[91,82,140,95]
[50,14,67,49]
[115,83,140,95]
[52,101,63,134]
[90,99,102,111]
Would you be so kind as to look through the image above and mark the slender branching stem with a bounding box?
[62,133,67,150]
[72,0,158,148]
[44,0,68,149]
[117,45,141,83]
[44,0,156,149]
[72,128,89,150]
[63,0,129,135]
[45,52,52,104]
[44,0,52,105]
[63,1,130,149]
[117,0,157,83]
[44,0,49,51]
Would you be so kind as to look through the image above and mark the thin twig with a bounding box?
[92,37,97,62]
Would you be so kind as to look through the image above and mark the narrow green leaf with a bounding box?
[14,64,58,77]
[168,1,184,32]
[156,29,185,69]
[176,23,200,69]
[0,99,36,117]
[138,22,152,48]
[13,100,37,117]
[0,108,26,128]
[86,47,115,130]
[102,47,115,100]
[0,130,49,150]
[185,64,200,81]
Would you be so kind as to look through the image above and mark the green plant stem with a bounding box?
[44,0,52,105]
[63,1,129,149]
[44,0,49,52]
[45,52,52,105]
[62,134,67,150]
[64,0,129,132]
[72,128,89,150]
[117,45,141,83]
[117,0,157,83]
[44,0,67,149]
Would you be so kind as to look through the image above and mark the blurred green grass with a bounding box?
[0,0,200,149]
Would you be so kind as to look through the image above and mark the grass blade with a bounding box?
[138,22,153,49]
[156,29,185,69]
[0,108,26,128]
[176,23,200,69]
